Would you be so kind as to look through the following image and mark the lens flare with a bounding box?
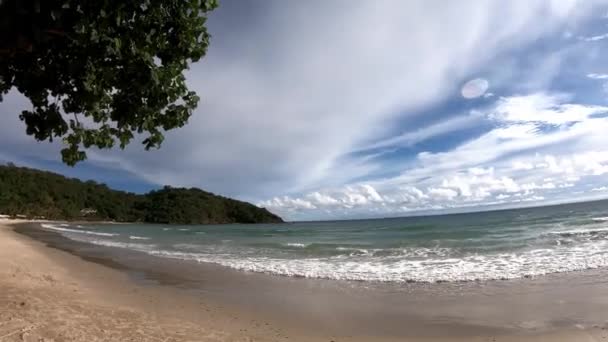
[461,78,489,99]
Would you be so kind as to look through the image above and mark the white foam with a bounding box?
[336,247,371,256]
[285,243,307,248]
[178,228,190,231]
[45,225,608,283]
[129,235,150,240]
[592,217,608,222]
[548,227,608,236]
[207,242,608,283]
[142,239,608,283]
[84,239,157,251]
[335,246,452,258]
[53,227,608,283]
[41,224,118,237]
[62,239,608,283]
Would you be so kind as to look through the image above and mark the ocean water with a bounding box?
[40,200,608,283]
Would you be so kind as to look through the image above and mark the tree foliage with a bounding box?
[0,0,218,165]
[0,164,284,224]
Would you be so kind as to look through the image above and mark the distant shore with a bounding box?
[2,220,608,341]
[0,164,284,225]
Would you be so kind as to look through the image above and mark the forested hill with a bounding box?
[0,164,283,224]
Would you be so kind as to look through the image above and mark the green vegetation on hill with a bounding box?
[0,164,283,224]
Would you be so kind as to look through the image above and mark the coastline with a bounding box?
[0,220,292,341]
[2,221,608,341]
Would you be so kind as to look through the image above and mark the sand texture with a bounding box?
[0,221,275,341]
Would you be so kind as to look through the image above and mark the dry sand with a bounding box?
[0,221,282,341]
[1,220,608,341]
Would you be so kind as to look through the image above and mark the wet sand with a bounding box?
[3,221,608,341]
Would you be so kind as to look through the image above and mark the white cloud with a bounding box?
[530,152,608,176]
[262,197,316,212]
[512,161,535,170]
[580,33,608,41]
[306,192,339,206]
[489,93,608,125]
[428,188,459,200]
[263,184,386,212]
[522,195,546,202]
[262,91,608,220]
[587,73,608,79]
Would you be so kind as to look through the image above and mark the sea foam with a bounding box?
[129,235,150,240]
[41,224,118,237]
[285,243,308,248]
[76,237,608,283]
[83,239,157,251]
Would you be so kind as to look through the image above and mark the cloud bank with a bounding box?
[261,93,608,219]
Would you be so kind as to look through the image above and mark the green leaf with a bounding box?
[1,0,217,165]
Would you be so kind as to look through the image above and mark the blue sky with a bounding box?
[3,1,608,221]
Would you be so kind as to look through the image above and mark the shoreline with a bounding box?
[0,220,296,341]
[3,220,608,341]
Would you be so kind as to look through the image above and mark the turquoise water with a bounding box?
[41,200,608,282]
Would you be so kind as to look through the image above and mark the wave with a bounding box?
[285,243,308,248]
[592,217,608,222]
[43,218,608,283]
[139,241,608,283]
[335,246,371,256]
[333,246,453,258]
[69,235,608,283]
[173,243,203,251]
[548,227,608,238]
[129,235,150,240]
[41,224,118,237]
[83,239,157,251]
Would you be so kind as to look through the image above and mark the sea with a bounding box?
[39,199,608,283]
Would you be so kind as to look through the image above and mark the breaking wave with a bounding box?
[41,223,118,237]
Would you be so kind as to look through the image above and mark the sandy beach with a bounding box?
[2,220,608,341]
[0,221,291,342]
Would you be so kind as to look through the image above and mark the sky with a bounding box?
[4,1,608,221]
